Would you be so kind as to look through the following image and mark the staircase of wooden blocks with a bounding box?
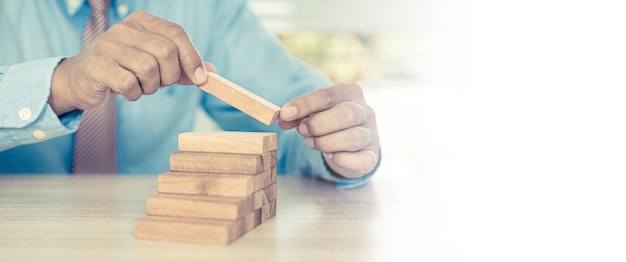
[135,132,278,245]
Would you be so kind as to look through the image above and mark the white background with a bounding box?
[245,1,626,260]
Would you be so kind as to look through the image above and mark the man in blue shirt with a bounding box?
[0,0,380,188]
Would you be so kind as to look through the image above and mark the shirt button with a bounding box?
[69,0,81,10]
[18,107,32,121]
[117,4,129,17]
[33,130,46,140]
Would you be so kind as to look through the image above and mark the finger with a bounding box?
[280,84,364,122]
[179,62,217,85]
[278,118,299,130]
[126,11,207,85]
[101,39,160,95]
[298,102,367,137]
[94,62,142,101]
[110,22,181,87]
[325,150,378,178]
[306,126,372,152]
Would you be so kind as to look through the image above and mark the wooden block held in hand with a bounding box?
[146,193,255,220]
[158,171,273,197]
[198,72,281,125]
[178,132,277,154]
[170,152,273,174]
[135,215,245,245]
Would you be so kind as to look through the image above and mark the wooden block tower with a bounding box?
[135,131,278,245]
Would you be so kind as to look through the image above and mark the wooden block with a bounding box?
[158,171,272,197]
[199,72,281,125]
[263,150,277,169]
[253,183,278,210]
[261,200,277,222]
[135,215,245,245]
[178,132,277,154]
[146,193,255,220]
[244,208,262,232]
[170,151,274,174]
[270,168,277,184]
[253,169,273,191]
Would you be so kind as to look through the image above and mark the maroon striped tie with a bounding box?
[72,0,117,175]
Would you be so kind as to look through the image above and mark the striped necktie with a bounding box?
[72,0,118,174]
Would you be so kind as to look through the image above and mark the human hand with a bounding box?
[279,83,380,179]
[48,11,216,115]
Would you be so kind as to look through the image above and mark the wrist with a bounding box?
[49,58,77,115]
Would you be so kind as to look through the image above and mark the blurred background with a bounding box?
[247,0,470,177]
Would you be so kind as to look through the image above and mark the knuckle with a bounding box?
[155,40,177,58]
[346,83,364,97]
[165,24,186,39]
[365,105,376,121]
[137,56,158,76]
[340,102,364,124]
[319,88,338,107]
[117,74,137,92]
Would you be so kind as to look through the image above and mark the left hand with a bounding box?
[279,83,380,179]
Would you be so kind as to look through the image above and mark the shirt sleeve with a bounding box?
[200,0,375,188]
[0,57,82,152]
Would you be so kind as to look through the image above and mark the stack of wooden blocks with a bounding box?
[135,131,278,245]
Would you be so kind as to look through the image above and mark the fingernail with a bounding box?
[298,124,309,136]
[367,150,377,160]
[281,106,298,120]
[305,137,315,148]
[194,67,207,84]
[323,152,334,160]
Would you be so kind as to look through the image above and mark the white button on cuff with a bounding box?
[33,130,46,140]
[19,107,32,121]
[117,4,129,17]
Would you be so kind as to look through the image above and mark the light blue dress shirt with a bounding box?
[0,0,374,188]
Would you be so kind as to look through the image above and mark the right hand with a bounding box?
[49,11,216,115]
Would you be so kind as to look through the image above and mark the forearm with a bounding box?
[0,58,82,151]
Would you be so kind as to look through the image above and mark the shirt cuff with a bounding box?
[0,57,82,150]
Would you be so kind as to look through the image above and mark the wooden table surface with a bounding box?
[0,174,456,261]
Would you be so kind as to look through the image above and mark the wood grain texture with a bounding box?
[253,183,277,210]
[169,151,275,174]
[0,175,430,261]
[157,170,272,197]
[198,72,281,125]
[135,215,245,245]
[146,193,255,220]
[148,183,277,221]
[255,169,273,190]
[244,208,262,232]
[271,168,277,184]
[261,200,277,222]
[178,132,277,154]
